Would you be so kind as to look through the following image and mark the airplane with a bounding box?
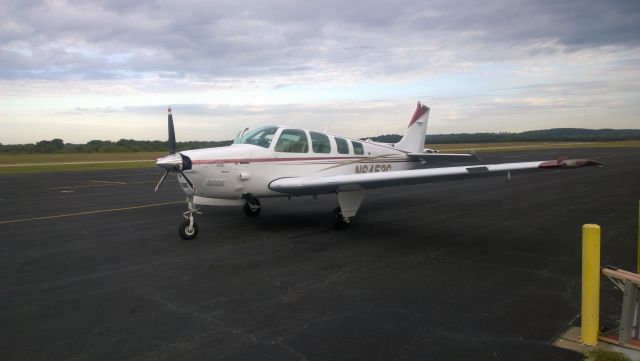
[155,102,601,240]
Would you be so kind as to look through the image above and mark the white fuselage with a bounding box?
[175,126,419,200]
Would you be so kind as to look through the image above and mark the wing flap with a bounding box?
[269,158,601,195]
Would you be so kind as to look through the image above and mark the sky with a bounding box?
[1,0,639,144]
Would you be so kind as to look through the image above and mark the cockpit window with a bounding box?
[275,129,309,153]
[234,126,278,148]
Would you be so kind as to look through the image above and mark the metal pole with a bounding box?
[619,280,637,343]
[637,200,640,274]
[582,224,601,346]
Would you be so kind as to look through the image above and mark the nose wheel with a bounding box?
[179,197,201,240]
[179,219,199,240]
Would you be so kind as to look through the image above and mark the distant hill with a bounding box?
[2,128,639,154]
[369,128,640,144]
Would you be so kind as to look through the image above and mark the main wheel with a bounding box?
[331,207,351,230]
[243,198,261,217]
[179,220,199,240]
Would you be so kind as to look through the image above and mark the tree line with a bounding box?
[0,138,233,154]
[1,128,639,154]
[369,128,640,144]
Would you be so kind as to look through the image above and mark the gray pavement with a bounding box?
[0,148,638,361]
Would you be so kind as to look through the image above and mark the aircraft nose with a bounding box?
[156,153,183,170]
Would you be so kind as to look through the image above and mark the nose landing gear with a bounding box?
[179,197,201,240]
[179,219,199,239]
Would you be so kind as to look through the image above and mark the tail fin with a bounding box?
[394,102,430,153]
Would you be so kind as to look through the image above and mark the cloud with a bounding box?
[1,0,638,144]
[1,0,638,82]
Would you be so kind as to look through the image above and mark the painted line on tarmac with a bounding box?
[48,180,169,190]
[0,201,183,225]
[104,172,165,177]
[90,180,127,185]
[0,160,154,167]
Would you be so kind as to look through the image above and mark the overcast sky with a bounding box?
[1,0,639,144]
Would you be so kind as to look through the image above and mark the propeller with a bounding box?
[154,169,169,192]
[154,107,195,192]
[168,107,176,155]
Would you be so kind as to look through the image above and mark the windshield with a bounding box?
[234,126,278,148]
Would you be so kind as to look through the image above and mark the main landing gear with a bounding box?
[242,195,262,217]
[331,190,365,230]
[331,207,352,229]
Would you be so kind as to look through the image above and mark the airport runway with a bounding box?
[1,148,638,361]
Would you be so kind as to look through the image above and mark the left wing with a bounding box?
[269,158,602,195]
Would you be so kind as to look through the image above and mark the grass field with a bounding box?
[0,152,164,174]
[0,152,165,164]
[431,140,640,152]
[1,141,639,174]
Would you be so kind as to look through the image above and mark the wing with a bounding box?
[268,158,602,195]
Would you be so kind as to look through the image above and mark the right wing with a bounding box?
[269,158,602,195]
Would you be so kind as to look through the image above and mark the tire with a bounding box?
[331,207,351,230]
[243,198,261,217]
[179,220,199,240]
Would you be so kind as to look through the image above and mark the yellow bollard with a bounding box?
[582,224,601,346]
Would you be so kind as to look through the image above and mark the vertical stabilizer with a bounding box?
[394,102,430,153]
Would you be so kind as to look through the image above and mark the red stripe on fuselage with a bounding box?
[191,156,412,165]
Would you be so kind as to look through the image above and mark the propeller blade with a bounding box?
[158,108,194,192]
[168,106,176,154]
[177,168,195,190]
[154,170,170,192]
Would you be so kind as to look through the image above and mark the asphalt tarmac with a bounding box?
[1,148,638,361]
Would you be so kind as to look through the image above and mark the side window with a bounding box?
[335,137,349,154]
[310,131,331,154]
[351,140,364,155]
[274,129,309,153]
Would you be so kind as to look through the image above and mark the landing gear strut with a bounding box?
[179,197,201,240]
[331,190,364,230]
[331,207,352,229]
[243,194,261,217]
